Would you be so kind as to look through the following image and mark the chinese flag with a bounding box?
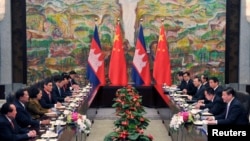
[108,23,128,86]
[86,25,105,86]
[153,25,172,86]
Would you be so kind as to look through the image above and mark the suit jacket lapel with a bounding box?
[4,116,16,133]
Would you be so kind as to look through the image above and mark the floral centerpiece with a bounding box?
[66,112,92,134]
[104,85,153,141]
[169,114,184,131]
[169,111,193,132]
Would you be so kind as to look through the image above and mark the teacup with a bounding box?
[46,130,53,134]
[58,116,64,120]
[48,127,54,132]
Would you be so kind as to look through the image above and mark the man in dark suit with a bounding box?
[187,76,205,101]
[52,75,70,103]
[195,87,226,116]
[182,72,196,96]
[40,78,62,109]
[201,74,209,88]
[176,71,186,91]
[209,77,224,97]
[206,87,249,125]
[61,73,72,96]
[14,88,50,129]
[67,70,80,90]
[0,102,37,141]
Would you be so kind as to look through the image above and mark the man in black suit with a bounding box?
[206,87,249,125]
[201,74,209,88]
[187,76,205,101]
[209,77,224,97]
[40,78,62,109]
[14,88,50,129]
[176,71,186,91]
[61,73,72,96]
[67,70,80,90]
[182,72,196,96]
[52,75,70,103]
[0,102,36,141]
[195,87,226,116]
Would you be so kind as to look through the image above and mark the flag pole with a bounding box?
[153,18,172,86]
[139,18,143,36]
[87,17,106,86]
[161,18,166,86]
[109,17,128,86]
[132,18,151,86]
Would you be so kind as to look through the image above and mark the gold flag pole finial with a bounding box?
[140,18,143,23]
[95,18,98,25]
[140,18,144,27]
[161,19,164,25]
[139,19,144,29]
[117,18,120,25]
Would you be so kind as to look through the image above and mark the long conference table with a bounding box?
[28,86,100,141]
[153,85,207,141]
[30,85,207,141]
[88,85,207,141]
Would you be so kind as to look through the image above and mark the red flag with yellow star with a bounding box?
[153,25,172,86]
[108,23,128,85]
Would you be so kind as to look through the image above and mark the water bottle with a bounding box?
[56,124,60,134]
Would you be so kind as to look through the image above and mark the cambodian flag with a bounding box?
[86,25,105,86]
[132,25,151,85]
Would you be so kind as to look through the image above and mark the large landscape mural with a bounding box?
[26,0,226,85]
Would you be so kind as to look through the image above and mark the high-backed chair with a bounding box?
[6,92,15,103]
[235,91,250,118]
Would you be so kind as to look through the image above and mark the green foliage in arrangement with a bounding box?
[104,86,153,141]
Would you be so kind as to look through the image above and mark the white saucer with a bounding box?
[202,112,213,116]
[193,120,203,126]
[193,120,207,126]
[41,132,58,138]
[37,139,57,141]
[45,112,57,117]
[190,109,201,115]
[55,121,66,126]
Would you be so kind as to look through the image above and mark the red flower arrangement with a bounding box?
[104,85,153,141]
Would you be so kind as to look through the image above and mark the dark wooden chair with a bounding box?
[6,92,15,103]
[235,91,250,118]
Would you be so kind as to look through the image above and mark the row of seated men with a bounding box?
[175,71,250,125]
[0,71,80,141]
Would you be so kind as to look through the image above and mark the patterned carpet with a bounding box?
[86,107,172,141]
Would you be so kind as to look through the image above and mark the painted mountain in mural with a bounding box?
[26,0,226,85]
